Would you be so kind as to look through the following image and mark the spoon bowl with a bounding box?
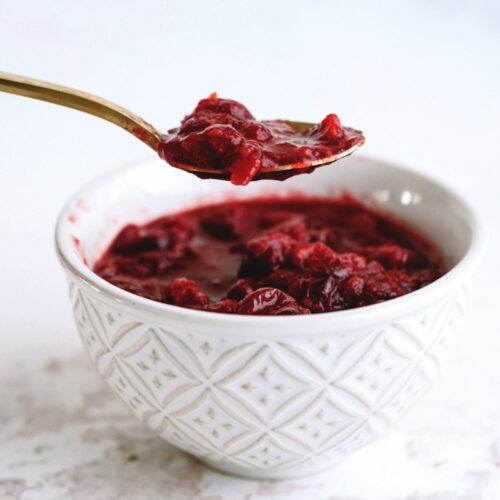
[165,120,363,180]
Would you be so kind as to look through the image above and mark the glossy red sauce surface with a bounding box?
[158,94,364,185]
[94,196,444,315]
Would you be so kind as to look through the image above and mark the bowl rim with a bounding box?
[55,155,487,335]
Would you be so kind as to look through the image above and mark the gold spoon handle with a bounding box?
[0,71,162,151]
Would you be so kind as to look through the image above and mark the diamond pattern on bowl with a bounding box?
[117,329,202,408]
[275,392,364,452]
[215,346,312,422]
[331,330,414,409]
[68,277,468,474]
[232,433,301,469]
[171,389,258,452]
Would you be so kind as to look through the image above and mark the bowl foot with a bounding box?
[199,456,338,480]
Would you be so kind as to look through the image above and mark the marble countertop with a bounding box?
[1,1,499,498]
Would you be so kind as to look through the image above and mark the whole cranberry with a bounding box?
[240,231,296,278]
[237,288,309,315]
[163,278,209,308]
[226,278,255,300]
[363,244,417,269]
[193,93,254,121]
[239,122,273,142]
[228,142,263,186]
[206,299,238,314]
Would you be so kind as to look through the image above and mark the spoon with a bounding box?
[0,71,362,180]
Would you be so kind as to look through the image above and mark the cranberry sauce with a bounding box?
[158,94,364,185]
[93,196,444,315]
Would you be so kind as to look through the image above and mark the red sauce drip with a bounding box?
[158,93,364,185]
[94,196,444,315]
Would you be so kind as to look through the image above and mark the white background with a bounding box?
[1,1,499,499]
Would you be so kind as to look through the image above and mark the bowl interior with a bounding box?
[58,156,475,276]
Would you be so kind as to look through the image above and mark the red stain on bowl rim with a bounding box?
[75,198,90,212]
[71,235,88,266]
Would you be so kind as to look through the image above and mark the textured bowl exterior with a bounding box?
[57,158,483,479]
[65,272,468,479]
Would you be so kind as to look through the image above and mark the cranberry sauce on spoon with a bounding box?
[159,94,365,185]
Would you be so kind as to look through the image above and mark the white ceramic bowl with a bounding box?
[56,156,485,479]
